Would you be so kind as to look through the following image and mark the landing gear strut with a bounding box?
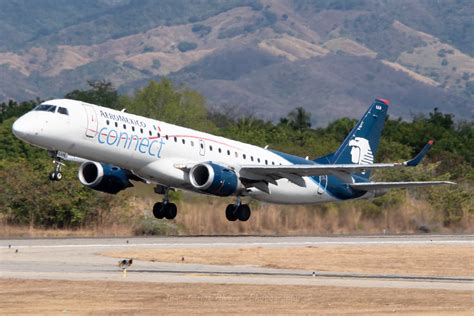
[152,186,177,220]
[48,152,64,181]
[225,197,251,222]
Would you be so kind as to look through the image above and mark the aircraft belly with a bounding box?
[248,178,334,204]
[135,159,189,187]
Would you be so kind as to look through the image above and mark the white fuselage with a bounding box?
[13,99,336,204]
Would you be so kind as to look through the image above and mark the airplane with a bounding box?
[12,98,454,222]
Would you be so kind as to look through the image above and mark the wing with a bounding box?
[239,141,434,186]
[238,141,454,190]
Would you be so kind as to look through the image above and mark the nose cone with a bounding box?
[12,116,32,140]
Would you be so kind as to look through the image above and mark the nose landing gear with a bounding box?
[48,152,65,181]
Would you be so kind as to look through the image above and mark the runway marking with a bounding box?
[5,240,473,249]
[115,269,474,283]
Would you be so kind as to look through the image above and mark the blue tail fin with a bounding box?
[314,98,389,179]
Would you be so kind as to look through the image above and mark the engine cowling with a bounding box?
[78,161,132,194]
[189,163,239,196]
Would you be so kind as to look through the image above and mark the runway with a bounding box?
[1,235,473,291]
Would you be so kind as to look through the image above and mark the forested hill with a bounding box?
[0,0,473,125]
[0,80,472,234]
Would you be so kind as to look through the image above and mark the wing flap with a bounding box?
[350,181,455,191]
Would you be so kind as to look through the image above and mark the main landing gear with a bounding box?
[152,186,177,220]
[48,152,64,181]
[225,197,251,222]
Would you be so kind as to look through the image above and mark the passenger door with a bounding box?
[83,104,98,138]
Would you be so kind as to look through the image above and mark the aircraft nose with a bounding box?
[12,116,31,140]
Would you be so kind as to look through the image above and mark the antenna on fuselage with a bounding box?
[264,145,269,149]
[121,108,127,112]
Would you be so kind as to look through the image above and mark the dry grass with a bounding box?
[0,225,133,238]
[104,244,474,277]
[2,189,472,237]
[171,195,474,236]
[1,279,472,315]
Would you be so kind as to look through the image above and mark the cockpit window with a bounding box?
[57,107,69,115]
[34,104,57,113]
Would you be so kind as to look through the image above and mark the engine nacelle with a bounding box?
[78,161,132,194]
[189,162,239,196]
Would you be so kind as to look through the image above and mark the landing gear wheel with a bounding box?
[152,186,178,220]
[225,204,238,221]
[237,204,251,222]
[48,171,62,181]
[153,202,164,219]
[165,203,177,220]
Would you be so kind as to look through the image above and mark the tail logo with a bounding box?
[349,137,374,164]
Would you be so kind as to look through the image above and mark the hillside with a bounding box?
[0,0,473,124]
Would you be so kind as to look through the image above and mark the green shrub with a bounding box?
[177,41,198,52]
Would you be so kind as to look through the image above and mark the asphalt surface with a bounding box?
[1,235,473,291]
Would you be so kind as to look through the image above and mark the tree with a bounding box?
[121,79,217,133]
[64,80,119,109]
[281,107,312,131]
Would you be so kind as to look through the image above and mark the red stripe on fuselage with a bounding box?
[167,134,240,149]
[94,128,241,149]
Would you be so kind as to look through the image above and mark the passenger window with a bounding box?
[140,128,143,134]
[123,124,126,129]
[174,137,177,142]
[200,143,204,149]
[218,148,222,153]
[272,161,275,165]
[58,107,69,115]
[165,135,169,140]
[115,122,118,128]
[182,139,185,144]
[106,120,110,125]
[235,152,238,158]
[257,158,261,163]
[265,160,268,165]
[149,130,152,136]
[227,150,230,155]
[243,154,246,160]
[209,145,213,151]
[191,140,194,147]
[132,126,135,132]
[251,156,254,162]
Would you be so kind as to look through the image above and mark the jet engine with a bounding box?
[78,161,132,194]
[189,162,239,196]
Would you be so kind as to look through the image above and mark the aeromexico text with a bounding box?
[97,110,165,158]
[100,110,147,128]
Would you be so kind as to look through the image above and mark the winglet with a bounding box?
[405,140,433,166]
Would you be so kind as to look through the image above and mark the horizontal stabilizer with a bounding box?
[404,140,433,167]
[350,181,455,191]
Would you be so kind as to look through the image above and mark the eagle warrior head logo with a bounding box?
[348,137,374,164]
